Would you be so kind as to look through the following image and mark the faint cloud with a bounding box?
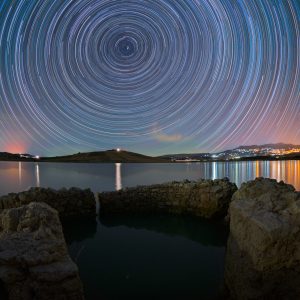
[151,122,184,143]
[154,132,183,143]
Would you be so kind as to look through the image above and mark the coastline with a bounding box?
[0,156,300,163]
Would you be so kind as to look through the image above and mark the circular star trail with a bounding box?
[0,0,299,155]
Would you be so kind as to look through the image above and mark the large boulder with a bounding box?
[99,178,237,218]
[0,187,95,218]
[0,202,84,300]
[225,178,300,299]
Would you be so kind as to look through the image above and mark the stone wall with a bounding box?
[225,178,300,299]
[0,187,95,218]
[99,178,237,218]
[0,202,84,300]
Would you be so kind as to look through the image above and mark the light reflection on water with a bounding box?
[0,160,299,196]
[115,162,122,191]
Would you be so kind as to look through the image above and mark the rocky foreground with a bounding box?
[225,178,300,299]
[0,187,96,299]
[99,178,238,218]
[0,178,299,299]
[0,202,84,300]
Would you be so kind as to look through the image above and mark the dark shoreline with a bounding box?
[0,156,300,163]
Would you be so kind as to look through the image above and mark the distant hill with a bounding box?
[1,143,300,163]
[0,152,36,161]
[0,152,20,159]
[0,149,168,163]
[0,152,35,160]
[41,150,168,163]
[158,153,210,160]
[157,143,300,161]
[234,143,300,150]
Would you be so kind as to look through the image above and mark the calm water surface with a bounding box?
[0,160,299,195]
[63,215,228,299]
[0,160,299,299]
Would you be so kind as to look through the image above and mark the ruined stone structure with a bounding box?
[0,187,95,218]
[225,178,300,299]
[99,178,237,218]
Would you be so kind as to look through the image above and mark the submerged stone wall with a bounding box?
[99,178,237,218]
[225,178,300,299]
[0,187,95,218]
[0,202,84,300]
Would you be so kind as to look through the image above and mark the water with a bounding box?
[0,160,299,299]
[0,160,299,196]
[62,215,228,299]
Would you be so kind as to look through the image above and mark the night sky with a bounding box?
[0,0,299,156]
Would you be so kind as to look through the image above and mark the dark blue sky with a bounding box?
[0,0,299,156]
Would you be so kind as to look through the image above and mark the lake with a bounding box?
[0,160,299,299]
[0,160,299,196]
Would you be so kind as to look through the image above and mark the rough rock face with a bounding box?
[99,178,237,218]
[225,178,300,300]
[0,202,84,300]
[0,187,95,218]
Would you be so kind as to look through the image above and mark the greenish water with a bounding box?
[63,215,228,299]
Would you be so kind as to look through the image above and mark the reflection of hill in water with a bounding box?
[62,217,97,244]
[38,162,207,182]
[62,214,228,248]
[99,214,228,247]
